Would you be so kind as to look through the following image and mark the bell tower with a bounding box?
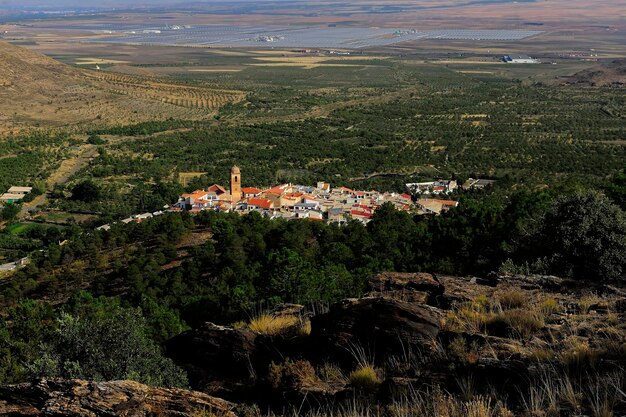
[230,165,242,204]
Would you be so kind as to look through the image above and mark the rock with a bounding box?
[0,378,237,417]
[166,322,258,398]
[310,297,442,366]
[366,272,444,305]
[165,321,312,402]
[469,276,498,287]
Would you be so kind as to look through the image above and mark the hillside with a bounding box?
[0,42,245,132]
[558,59,626,87]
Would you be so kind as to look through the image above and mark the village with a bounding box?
[167,166,468,223]
[96,167,494,230]
[1,168,497,234]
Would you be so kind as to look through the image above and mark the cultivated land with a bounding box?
[0,41,245,132]
[0,38,624,223]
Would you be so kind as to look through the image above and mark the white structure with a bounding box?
[503,54,539,64]
[406,180,457,195]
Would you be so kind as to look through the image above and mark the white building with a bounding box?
[503,55,539,64]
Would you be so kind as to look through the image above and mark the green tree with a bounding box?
[71,180,101,203]
[538,191,626,281]
[606,167,626,210]
[0,203,20,221]
[25,293,189,388]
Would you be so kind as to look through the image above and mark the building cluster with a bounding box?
[406,180,458,195]
[171,166,461,223]
[0,186,32,205]
[96,168,499,230]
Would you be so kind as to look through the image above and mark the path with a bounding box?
[19,143,98,219]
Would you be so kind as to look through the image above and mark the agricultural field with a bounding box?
[7,51,610,220]
[1,41,624,222]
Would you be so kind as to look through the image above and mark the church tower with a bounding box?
[230,165,242,204]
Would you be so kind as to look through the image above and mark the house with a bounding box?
[406,180,457,195]
[242,187,263,198]
[7,186,32,195]
[328,207,346,223]
[417,198,459,215]
[247,198,274,210]
[334,187,354,195]
[316,182,331,192]
[0,186,33,204]
[308,210,324,221]
[0,193,26,204]
[462,178,497,190]
[350,209,373,224]
[293,202,320,213]
[281,192,304,207]
[207,184,227,196]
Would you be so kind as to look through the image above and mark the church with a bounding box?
[175,165,244,211]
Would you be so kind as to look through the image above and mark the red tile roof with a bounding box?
[266,184,290,195]
[351,210,373,218]
[207,184,226,195]
[248,198,273,210]
[242,187,263,194]
[432,199,459,207]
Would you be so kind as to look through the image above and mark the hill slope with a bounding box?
[0,42,245,131]
[558,59,626,87]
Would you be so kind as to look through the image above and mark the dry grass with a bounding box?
[539,297,562,316]
[389,391,512,417]
[487,309,545,339]
[247,313,301,336]
[349,365,381,391]
[579,293,605,314]
[238,311,311,337]
[497,290,527,310]
[445,295,545,340]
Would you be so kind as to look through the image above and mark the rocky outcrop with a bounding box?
[166,322,259,398]
[0,378,237,417]
[366,272,444,305]
[310,297,442,366]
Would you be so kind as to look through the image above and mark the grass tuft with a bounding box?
[349,365,380,391]
[247,313,305,336]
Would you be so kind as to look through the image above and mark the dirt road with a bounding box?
[19,143,98,219]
